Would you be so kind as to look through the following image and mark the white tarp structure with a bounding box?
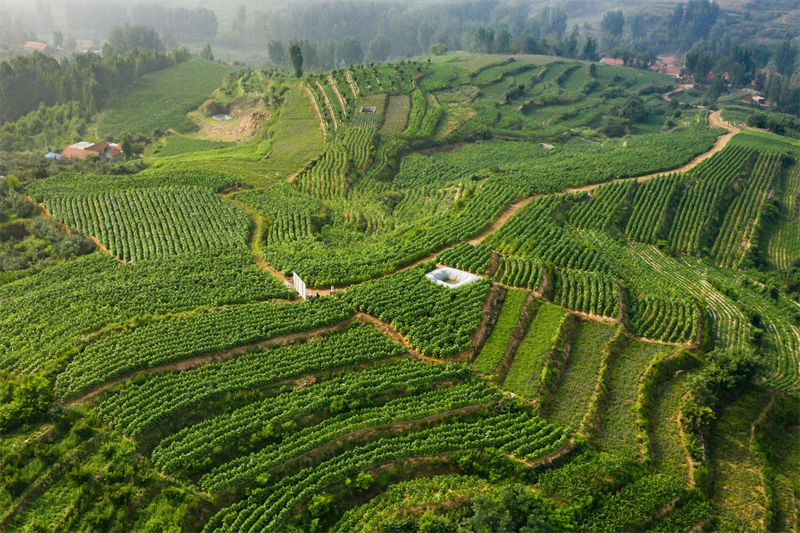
[293,272,307,300]
[426,266,481,289]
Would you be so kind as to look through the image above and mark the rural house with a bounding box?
[23,41,50,53]
[61,141,122,162]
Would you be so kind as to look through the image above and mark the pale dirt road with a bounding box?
[565,110,739,195]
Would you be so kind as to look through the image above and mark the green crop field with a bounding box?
[98,59,234,138]
[598,340,672,457]
[547,321,618,429]
[3,30,799,532]
[473,288,528,375]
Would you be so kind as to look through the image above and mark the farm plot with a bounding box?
[474,288,529,375]
[495,256,544,291]
[153,137,234,158]
[626,173,683,244]
[159,363,493,483]
[342,263,491,358]
[711,151,783,268]
[380,95,411,135]
[669,144,755,255]
[768,156,800,271]
[503,303,568,399]
[333,475,490,533]
[202,411,569,533]
[598,340,672,458]
[98,58,233,138]
[709,390,772,533]
[547,321,618,429]
[0,251,288,373]
[56,297,352,398]
[45,188,251,262]
[554,269,619,318]
[651,370,696,485]
[96,323,401,437]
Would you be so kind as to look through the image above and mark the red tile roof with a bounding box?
[86,141,109,152]
[61,147,94,160]
[23,41,48,51]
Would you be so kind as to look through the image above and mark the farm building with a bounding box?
[61,141,122,162]
[600,57,625,66]
[23,41,50,53]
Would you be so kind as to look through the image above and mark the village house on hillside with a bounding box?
[61,141,122,162]
[23,41,50,53]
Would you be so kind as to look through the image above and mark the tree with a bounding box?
[53,30,63,47]
[601,10,625,38]
[200,43,214,61]
[775,40,797,76]
[233,5,246,33]
[430,43,448,56]
[496,29,512,54]
[368,34,392,62]
[338,37,364,66]
[582,37,598,61]
[685,49,714,83]
[268,40,286,65]
[289,42,303,78]
[120,134,133,160]
[104,24,164,55]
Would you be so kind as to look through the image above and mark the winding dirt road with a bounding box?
[565,110,739,194]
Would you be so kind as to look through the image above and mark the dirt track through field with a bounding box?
[564,110,739,194]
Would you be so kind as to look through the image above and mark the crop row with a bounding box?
[155,359,475,476]
[296,142,349,200]
[436,242,492,274]
[342,263,490,358]
[767,150,800,271]
[202,411,569,533]
[0,250,288,373]
[56,297,353,398]
[669,144,755,254]
[333,475,488,533]
[555,269,619,318]
[568,181,634,230]
[628,296,697,343]
[711,151,782,268]
[46,188,250,262]
[96,324,404,437]
[198,379,501,492]
[495,255,543,291]
[626,174,682,244]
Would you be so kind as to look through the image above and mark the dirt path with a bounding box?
[328,76,348,114]
[564,110,740,195]
[64,316,359,407]
[468,196,534,245]
[316,81,338,131]
[303,85,328,140]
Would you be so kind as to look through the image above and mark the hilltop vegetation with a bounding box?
[0,50,798,533]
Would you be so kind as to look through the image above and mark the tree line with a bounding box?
[0,26,191,125]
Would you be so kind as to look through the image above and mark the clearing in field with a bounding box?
[98,58,234,138]
[598,340,671,457]
[547,321,618,429]
[651,370,696,485]
[474,288,529,375]
[502,303,568,399]
[380,95,411,135]
[708,390,772,532]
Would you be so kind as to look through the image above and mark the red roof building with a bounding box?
[600,57,625,66]
[61,141,122,161]
[23,41,50,53]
